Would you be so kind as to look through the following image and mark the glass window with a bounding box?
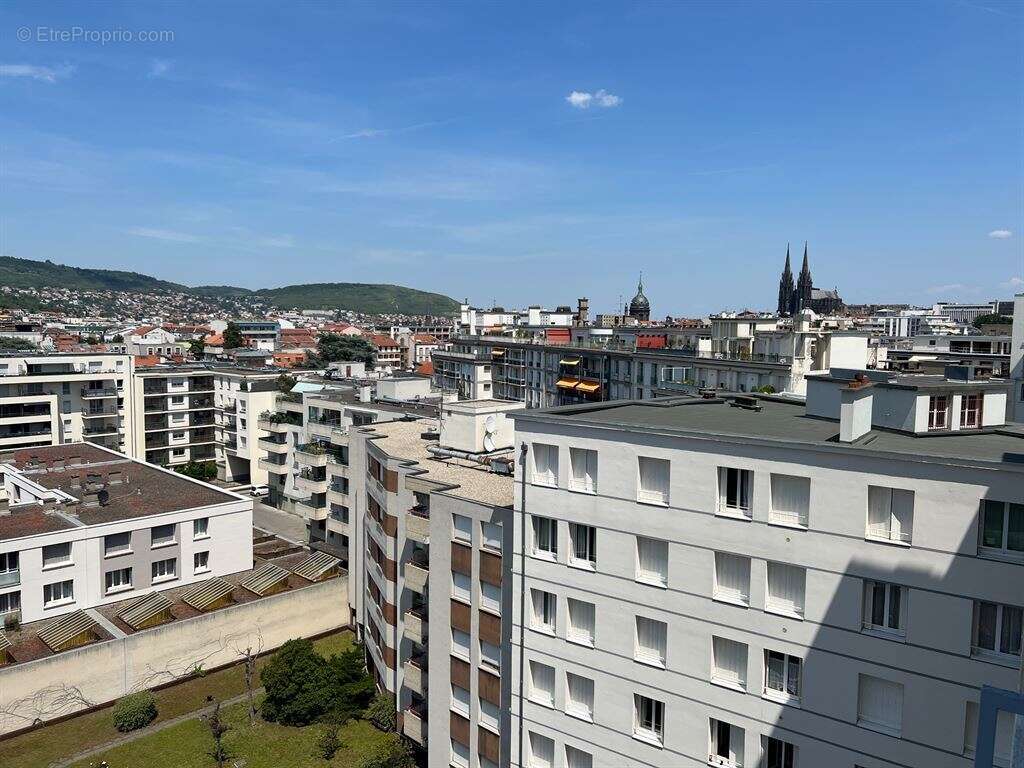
[863,581,906,635]
[452,514,472,542]
[770,474,810,528]
[709,718,744,767]
[714,552,751,606]
[762,736,797,768]
[528,732,554,768]
[452,571,471,603]
[104,532,131,556]
[451,628,471,659]
[569,448,597,493]
[766,562,806,618]
[529,660,555,707]
[866,486,914,544]
[151,524,176,547]
[979,500,1024,560]
[450,684,470,716]
[568,523,596,569]
[532,443,558,486]
[531,589,556,634]
[194,551,210,573]
[480,580,501,613]
[633,694,664,743]
[480,521,502,551]
[42,542,71,568]
[566,598,595,646]
[193,518,209,538]
[928,395,949,430]
[43,579,74,606]
[634,616,667,667]
[151,557,177,582]
[636,537,668,586]
[565,672,594,720]
[531,516,557,559]
[764,650,802,703]
[718,467,752,516]
[104,567,132,593]
[565,745,593,768]
[972,601,1022,660]
[857,675,904,735]
[480,639,501,671]
[712,636,747,690]
[637,456,670,505]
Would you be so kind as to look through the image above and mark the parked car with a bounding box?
[249,485,270,498]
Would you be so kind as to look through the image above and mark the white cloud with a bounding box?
[1005,276,1024,288]
[148,59,172,79]
[0,64,74,83]
[988,229,1012,239]
[125,226,201,243]
[927,283,971,294]
[566,89,621,109]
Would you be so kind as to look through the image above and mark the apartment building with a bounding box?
[509,369,1020,768]
[213,370,279,484]
[343,400,518,766]
[0,353,133,455]
[885,335,1012,379]
[1011,293,1024,423]
[369,335,403,369]
[0,442,252,625]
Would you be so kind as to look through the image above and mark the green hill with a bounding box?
[0,256,459,315]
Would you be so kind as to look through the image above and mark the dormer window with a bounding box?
[960,394,983,429]
[927,395,949,430]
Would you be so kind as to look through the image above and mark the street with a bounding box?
[251,498,308,544]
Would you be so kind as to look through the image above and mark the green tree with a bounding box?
[355,734,415,768]
[189,338,206,358]
[223,321,244,349]
[0,336,36,350]
[276,373,297,394]
[111,333,124,343]
[972,313,1012,329]
[84,335,101,345]
[315,334,375,366]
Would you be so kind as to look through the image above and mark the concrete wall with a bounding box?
[0,575,348,735]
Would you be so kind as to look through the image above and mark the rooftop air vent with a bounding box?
[729,395,762,412]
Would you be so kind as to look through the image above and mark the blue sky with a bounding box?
[0,1,1020,316]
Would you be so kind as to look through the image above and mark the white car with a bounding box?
[249,485,270,498]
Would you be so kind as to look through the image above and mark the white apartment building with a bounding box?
[509,370,1020,768]
[458,305,576,337]
[863,310,962,338]
[1010,293,1024,423]
[0,353,133,455]
[213,370,279,485]
[0,442,252,625]
[933,302,1003,325]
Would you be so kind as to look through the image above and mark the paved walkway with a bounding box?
[50,689,261,768]
[252,500,307,544]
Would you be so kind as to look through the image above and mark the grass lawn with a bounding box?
[67,698,392,768]
[0,631,354,768]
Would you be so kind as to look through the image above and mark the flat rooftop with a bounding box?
[310,387,440,417]
[513,397,1024,467]
[0,443,239,541]
[365,420,514,507]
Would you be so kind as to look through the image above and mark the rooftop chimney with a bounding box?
[577,298,590,327]
[839,380,874,443]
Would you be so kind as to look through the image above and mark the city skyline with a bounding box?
[0,1,1021,315]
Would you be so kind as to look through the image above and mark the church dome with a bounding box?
[628,276,650,319]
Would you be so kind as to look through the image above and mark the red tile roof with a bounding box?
[415,361,434,375]
[369,334,399,348]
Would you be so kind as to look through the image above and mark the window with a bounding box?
[568,523,596,569]
[636,536,668,587]
[709,718,744,767]
[480,640,501,670]
[565,672,594,720]
[566,598,595,646]
[0,591,20,614]
[171,395,184,404]
[452,628,471,659]
[450,739,469,768]
[637,456,670,505]
[857,674,904,736]
[714,552,751,606]
[193,518,209,538]
[718,467,752,517]
[764,650,802,704]
[151,523,176,547]
[565,745,593,768]
[863,581,906,635]
[972,601,1022,661]
[451,684,470,716]
[633,694,664,744]
[762,736,796,768]
[528,732,554,768]
[194,551,210,573]
[711,636,747,690]
[453,514,472,542]
[104,532,131,556]
[43,579,74,606]
[964,700,1014,763]
[151,557,177,582]
[531,589,556,634]
[42,542,71,568]
[481,521,502,551]
[479,696,499,730]
[766,562,806,618]
[569,448,597,493]
[634,616,667,667]
[532,443,558,486]
[0,552,18,578]
[979,500,1024,560]
[529,660,555,707]
[961,394,983,428]
[866,486,914,544]
[452,571,471,603]
[105,567,132,593]
[480,580,501,613]
[928,395,949,430]
[769,474,810,528]
[531,516,558,559]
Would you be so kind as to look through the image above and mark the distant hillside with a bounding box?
[255,283,459,315]
[0,256,459,316]
[0,256,186,293]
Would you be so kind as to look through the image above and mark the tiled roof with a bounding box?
[369,334,399,348]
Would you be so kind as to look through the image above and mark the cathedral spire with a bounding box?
[794,241,813,313]
[777,243,795,316]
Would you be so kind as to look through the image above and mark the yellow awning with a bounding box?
[556,378,580,389]
[491,349,505,357]
[575,381,601,394]
[559,358,581,366]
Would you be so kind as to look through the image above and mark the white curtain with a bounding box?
[891,489,914,542]
[529,732,555,768]
[568,598,595,643]
[770,474,810,526]
[570,523,595,564]
[715,552,750,603]
[571,449,597,492]
[639,457,670,503]
[565,746,593,768]
[637,537,669,584]
[635,616,667,664]
[767,562,806,616]
[531,589,555,629]
[533,443,557,485]
[712,636,747,688]
[868,486,915,542]
[858,675,903,731]
[530,661,555,705]
[566,672,594,717]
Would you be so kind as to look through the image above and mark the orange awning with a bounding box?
[575,381,601,394]
[556,378,580,389]
[559,357,580,366]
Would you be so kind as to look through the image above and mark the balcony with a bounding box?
[146,436,169,449]
[258,436,289,454]
[403,605,427,645]
[295,443,329,467]
[80,387,118,399]
[258,414,301,433]
[402,704,426,746]
[406,506,430,545]
[0,427,52,445]
[0,570,20,589]
[295,495,328,521]
[404,653,427,696]
[295,469,328,494]
[221,401,237,413]
[258,456,289,474]
[403,553,429,594]
[326,449,349,469]
[307,420,342,439]
[81,406,117,418]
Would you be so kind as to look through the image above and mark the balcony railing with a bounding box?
[80,387,118,398]
[82,406,118,417]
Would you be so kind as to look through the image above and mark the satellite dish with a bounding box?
[483,433,496,452]
[482,413,498,452]
[97,488,109,506]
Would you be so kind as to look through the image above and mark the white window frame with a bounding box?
[566,597,595,647]
[565,671,594,721]
[765,562,806,619]
[633,694,664,745]
[711,636,747,691]
[194,551,210,574]
[709,718,744,768]
[151,523,176,548]
[769,473,810,529]
[637,456,670,505]
[480,521,502,551]
[41,542,72,569]
[151,557,177,583]
[568,447,598,494]
[528,659,555,708]
[714,552,751,606]
[104,567,133,594]
[453,513,472,543]
[43,579,74,607]
[763,649,802,705]
[856,674,904,737]
[568,523,596,570]
[634,615,667,668]
[450,683,470,717]
[528,731,555,768]
[450,738,470,768]
[532,443,558,487]
[866,486,914,545]
[717,466,752,518]
[862,580,906,637]
[761,735,797,768]
[531,589,557,635]
[451,628,471,660]
[636,536,668,587]
[193,517,209,539]
[452,571,472,603]
[480,639,501,671]
[531,516,558,560]
[480,580,501,614]
[978,500,1024,562]
[103,532,132,557]
[928,394,949,430]
[972,600,1022,663]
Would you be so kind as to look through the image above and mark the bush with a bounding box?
[365,692,396,732]
[315,724,343,759]
[355,734,414,768]
[112,691,157,732]
[3,612,19,632]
